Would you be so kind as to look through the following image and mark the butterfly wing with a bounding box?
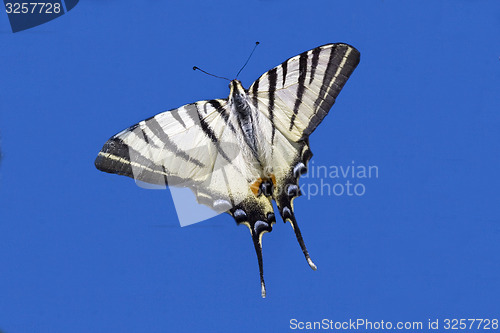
[95,99,257,217]
[249,43,360,142]
[96,96,277,297]
[247,43,360,270]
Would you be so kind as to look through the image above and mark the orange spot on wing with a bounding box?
[250,178,262,196]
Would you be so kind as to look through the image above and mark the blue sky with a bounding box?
[1,1,499,332]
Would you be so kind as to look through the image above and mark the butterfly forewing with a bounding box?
[249,43,360,142]
[96,99,252,212]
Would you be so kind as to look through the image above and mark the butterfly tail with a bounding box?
[280,204,317,271]
[251,231,267,298]
[230,200,276,298]
[272,143,317,271]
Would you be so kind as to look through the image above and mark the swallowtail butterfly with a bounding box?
[95,43,360,297]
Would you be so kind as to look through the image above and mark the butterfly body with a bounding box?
[96,43,360,297]
[229,80,266,169]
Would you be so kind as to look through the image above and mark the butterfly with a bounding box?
[95,43,360,297]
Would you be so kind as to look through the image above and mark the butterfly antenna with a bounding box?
[192,66,230,81]
[235,42,260,79]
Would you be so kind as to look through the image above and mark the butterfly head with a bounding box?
[228,80,250,110]
[229,79,245,93]
[229,80,248,100]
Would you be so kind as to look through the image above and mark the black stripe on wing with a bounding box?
[140,128,153,145]
[207,99,237,134]
[188,102,235,164]
[170,109,187,128]
[302,44,360,139]
[251,78,259,107]
[309,46,321,84]
[281,61,288,87]
[268,67,277,145]
[288,52,308,131]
